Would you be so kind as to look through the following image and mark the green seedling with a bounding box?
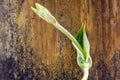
[31,3,92,80]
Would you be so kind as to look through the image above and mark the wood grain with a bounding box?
[0,0,120,80]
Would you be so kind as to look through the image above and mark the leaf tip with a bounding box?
[31,7,38,14]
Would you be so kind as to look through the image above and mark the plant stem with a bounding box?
[82,67,89,80]
[54,22,84,59]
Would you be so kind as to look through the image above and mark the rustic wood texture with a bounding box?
[0,0,120,80]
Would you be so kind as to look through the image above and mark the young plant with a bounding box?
[31,3,92,80]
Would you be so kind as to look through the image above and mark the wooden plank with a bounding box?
[0,0,120,79]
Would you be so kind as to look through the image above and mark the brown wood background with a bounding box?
[0,0,120,80]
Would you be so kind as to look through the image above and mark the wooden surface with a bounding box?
[0,0,120,80]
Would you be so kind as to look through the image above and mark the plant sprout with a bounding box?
[31,3,92,80]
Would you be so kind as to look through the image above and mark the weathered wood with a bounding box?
[0,0,120,80]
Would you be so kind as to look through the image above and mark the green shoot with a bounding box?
[31,3,92,80]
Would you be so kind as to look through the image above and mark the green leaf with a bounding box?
[75,24,84,48]
[83,24,90,61]
[75,23,90,61]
